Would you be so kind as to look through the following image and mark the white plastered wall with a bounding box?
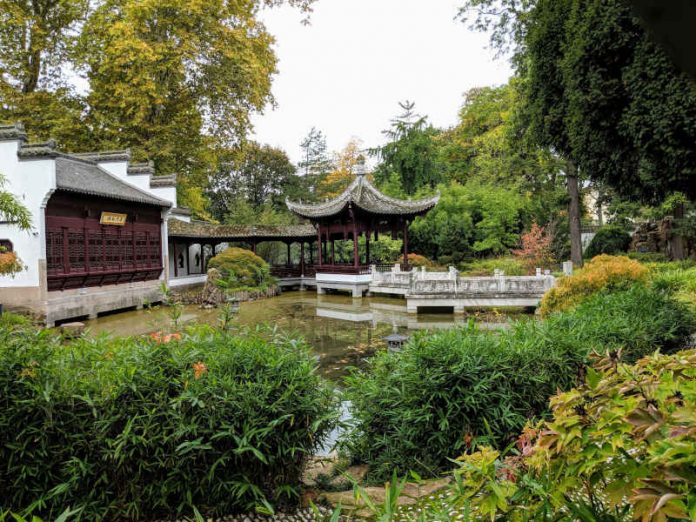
[0,140,56,288]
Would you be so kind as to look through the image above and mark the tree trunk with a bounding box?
[567,161,583,267]
[669,202,686,260]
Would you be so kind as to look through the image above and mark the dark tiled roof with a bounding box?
[171,207,192,216]
[0,123,27,141]
[17,140,60,158]
[128,161,155,176]
[56,157,171,207]
[168,218,316,240]
[150,174,177,188]
[72,149,131,162]
[286,174,440,219]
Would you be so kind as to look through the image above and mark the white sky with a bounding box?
[251,0,512,164]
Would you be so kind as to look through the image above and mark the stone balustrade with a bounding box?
[369,264,556,312]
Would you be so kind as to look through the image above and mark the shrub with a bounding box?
[439,349,696,521]
[512,222,555,272]
[627,251,668,263]
[397,253,434,269]
[342,324,584,482]
[584,224,632,257]
[207,247,275,291]
[539,254,648,315]
[342,284,694,482]
[458,257,526,276]
[0,325,338,520]
[544,284,695,363]
[651,265,696,312]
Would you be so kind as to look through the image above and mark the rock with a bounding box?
[320,477,451,518]
[200,268,226,307]
[59,321,85,338]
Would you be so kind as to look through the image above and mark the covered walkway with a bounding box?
[166,219,318,283]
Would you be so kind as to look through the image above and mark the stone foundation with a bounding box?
[46,280,163,326]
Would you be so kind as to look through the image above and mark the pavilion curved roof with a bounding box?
[286,174,440,219]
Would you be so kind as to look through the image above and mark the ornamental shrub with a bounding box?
[397,253,434,269]
[584,224,632,257]
[0,325,338,521]
[539,254,648,315]
[342,284,694,482]
[439,349,696,521]
[207,247,275,291]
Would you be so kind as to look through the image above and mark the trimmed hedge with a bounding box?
[207,247,275,291]
[342,284,695,481]
[0,325,338,520]
[584,225,631,257]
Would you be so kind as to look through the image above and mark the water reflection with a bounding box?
[85,291,518,380]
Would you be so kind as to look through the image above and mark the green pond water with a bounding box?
[85,291,519,380]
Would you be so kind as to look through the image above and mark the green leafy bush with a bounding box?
[207,247,275,291]
[584,225,632,257]
[651,265,696,312]
[458,256,526,276]
[0,325,338,520]
[409,181,530,263]
[342,285,694,482]
[544,285,695,363]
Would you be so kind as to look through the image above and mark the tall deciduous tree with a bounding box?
[0,0,90,148]
[317,138,365,199]
[207,142,298,221]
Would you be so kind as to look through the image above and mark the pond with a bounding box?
[85,291,521,380]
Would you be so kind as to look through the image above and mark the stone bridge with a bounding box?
[369,266,556,313]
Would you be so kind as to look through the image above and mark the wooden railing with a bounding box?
[314,264,372,275]
[270,264,317,279]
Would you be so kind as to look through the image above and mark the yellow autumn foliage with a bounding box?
[539,255,648,316]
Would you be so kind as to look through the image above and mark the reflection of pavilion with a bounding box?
[286,170,439,297]
[314,295,508,331]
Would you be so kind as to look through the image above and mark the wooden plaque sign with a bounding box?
[100,212,128,226]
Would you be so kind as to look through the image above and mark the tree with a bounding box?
[0,173,32,275]
[0,0,90,149]
[409,180,530,263]
[317,138,365,199]
[437,82,566,225]
[0,0,316,216]
[372,101,442,195]
[207,142,297,221]
[298,127,332,178]
[460,0,696,260]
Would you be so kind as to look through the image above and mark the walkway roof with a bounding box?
[168,218,316,242]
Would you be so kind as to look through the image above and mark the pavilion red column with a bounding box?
[300,242,305,275]
[286,242,291,267]
[317,228,323,265]
[353,223,359,268]
[330,238,335,265]
[365,230,371,265]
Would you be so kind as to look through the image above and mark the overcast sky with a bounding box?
[251,0,512,164]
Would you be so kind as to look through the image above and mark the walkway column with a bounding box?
[300,242,305,274]
[286,242,291,267]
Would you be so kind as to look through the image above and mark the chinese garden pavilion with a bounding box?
[286,172,439,274]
